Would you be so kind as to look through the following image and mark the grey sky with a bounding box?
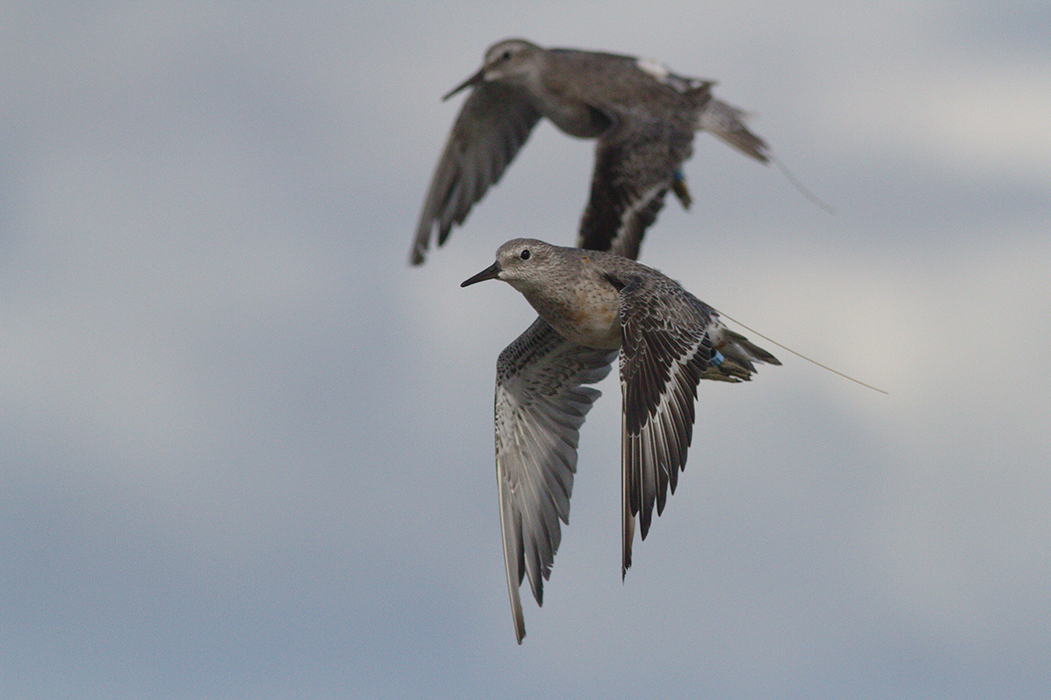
[3,3,1049,698]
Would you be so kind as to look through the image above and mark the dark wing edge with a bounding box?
[616,278,718,577]
[577,120,694,261]
[494,318,617,642]
[411,84,541,265]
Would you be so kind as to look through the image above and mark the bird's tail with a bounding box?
[702,327,781,382]
[696,99,770,164]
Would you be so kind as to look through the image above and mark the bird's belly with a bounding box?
[572,312,621,349]
[542,102,608,139]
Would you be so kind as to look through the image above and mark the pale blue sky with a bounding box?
[3,3,1050,698]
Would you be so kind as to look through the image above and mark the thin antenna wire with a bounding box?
[715,308,888,395]
[772,155,836,215]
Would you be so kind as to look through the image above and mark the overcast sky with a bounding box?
[3,3,1050,698]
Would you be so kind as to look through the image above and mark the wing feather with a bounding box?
[412,84,541,264]
[495,318,617,642]
[616,277,719,576]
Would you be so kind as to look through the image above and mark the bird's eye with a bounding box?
[501,50,512,61]
[520,249,531,260]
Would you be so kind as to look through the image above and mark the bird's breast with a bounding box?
[567,298,621,349]
[550,282,621,350]
[519,272,622,350]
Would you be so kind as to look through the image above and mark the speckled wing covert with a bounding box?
[494,317,618,644]
[411,83,541,264]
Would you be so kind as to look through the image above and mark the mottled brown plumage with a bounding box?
[412,38,770,265]
[462,239,779,642]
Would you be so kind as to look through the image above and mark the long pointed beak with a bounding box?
[442,67,485,101]
[461,261,501,287]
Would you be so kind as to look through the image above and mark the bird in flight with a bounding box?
[411,38,771,265]
[462,239,780,643]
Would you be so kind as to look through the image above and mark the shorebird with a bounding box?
[462,238,780,643]
[411,38,771,265]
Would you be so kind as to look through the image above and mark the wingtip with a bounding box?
[507,584,527,646]
[409,228,429,265]
[512,602,526,644]
[622,507,635,580]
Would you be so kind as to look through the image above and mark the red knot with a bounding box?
[462,238,780,642]
[412,38,770,265]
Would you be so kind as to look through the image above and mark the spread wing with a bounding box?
[615,276,723,577]
[577,117,696,260]
[411,83,542,264]
[494,318,618,643]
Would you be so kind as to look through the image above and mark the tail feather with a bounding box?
[723,329,781,366]
[703,327,781,382]
[697,99,770,164]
